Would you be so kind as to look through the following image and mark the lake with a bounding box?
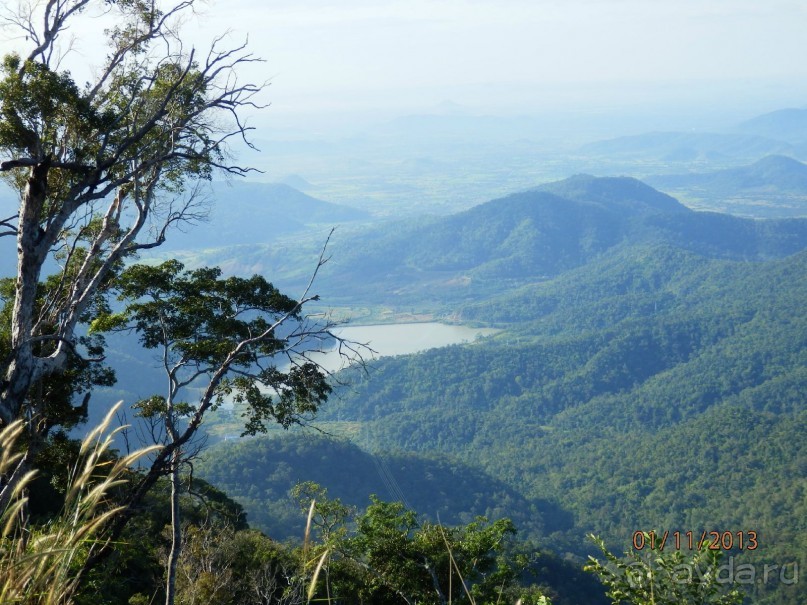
[308,322,498,372]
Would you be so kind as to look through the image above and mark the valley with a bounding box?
[4,4,807,604]
[181,143,807,604]
[5,101,807,605]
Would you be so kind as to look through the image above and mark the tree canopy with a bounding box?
[0,0,264,428]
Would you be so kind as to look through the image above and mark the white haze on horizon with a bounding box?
[1,0,806,135]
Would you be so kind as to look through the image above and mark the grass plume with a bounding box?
[0,403,159,604]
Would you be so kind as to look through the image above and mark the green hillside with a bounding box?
[197,434,567,544]
[313,245,807,605]
[313,176,807,306]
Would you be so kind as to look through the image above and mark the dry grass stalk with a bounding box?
[0,403,159,604]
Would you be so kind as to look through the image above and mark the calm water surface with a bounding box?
[311,322,498,372]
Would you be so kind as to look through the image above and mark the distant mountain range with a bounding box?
[735,107,807,145]
[579,131,796,163]
[573,107,807,186]
[645,155,807,217]
[648,154,807,191]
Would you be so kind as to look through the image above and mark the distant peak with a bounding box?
[535,175,689,215]
[749,154,805,169]
[735,108,807,144]
[739,107,807,125]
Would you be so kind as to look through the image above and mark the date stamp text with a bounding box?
[632,530,758,552]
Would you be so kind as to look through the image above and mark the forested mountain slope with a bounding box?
[198,434,608,605]
[318,175,807,304]
[316,244,807,605]
[197,435,567,544]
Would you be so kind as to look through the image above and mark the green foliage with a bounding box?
[0,275,115,432]
[97,260,331,434]
[291,480,354,543]
[297,486,551,605]
[0,54,102,161]
[167,523,296,605]
[319,244,807,604]
[585,534,744,605]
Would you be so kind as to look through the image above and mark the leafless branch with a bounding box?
[0,213,17,237]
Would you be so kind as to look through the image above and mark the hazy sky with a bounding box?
[2,0,807,129]
[195,0,807,121]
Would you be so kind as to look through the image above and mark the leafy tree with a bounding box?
[86,257,344,602]
[291,480,355,545]
[585,534,744,605]
[293,484,552,605]
[0,0,263,507]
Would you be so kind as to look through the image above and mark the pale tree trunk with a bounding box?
[0,163,50,512]
[165,417,182,605]
[1,162,50,427]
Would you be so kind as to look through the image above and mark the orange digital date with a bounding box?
[632,530,758,552]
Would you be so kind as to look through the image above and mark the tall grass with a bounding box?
[0,403,158,604]
[302,498,331,605]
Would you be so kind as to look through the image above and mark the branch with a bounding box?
[28,334,105,363]
[26,0,93,66]
[0,213,17,238]
[87,0,196,101]
[0,158,93,172]
[33,215,93,335]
